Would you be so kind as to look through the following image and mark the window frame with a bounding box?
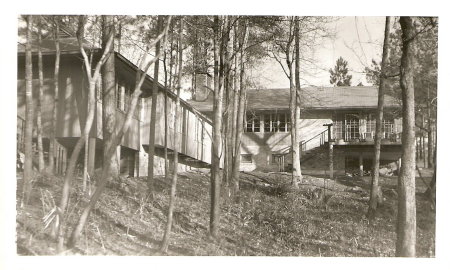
[241,154,253,163]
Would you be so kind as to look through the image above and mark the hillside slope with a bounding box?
[16,170,435,256]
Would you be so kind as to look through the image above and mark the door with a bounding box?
[345,113,360,141]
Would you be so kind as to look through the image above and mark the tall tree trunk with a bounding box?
[160,18,183,252]
[54,15,115,251]
[223,19,232,191]
[68,17,172,248]
[22,15,34,206]
[231,19,249,198]
[36,17,45,172]
[290,17,300,189]
[367,16,391,219]
[164,22,175,179]
[210,15,224,239]
[148,16,164,197]
[396,16,416,257]
[101,15,118,179]
[426,87,434,168]
[48,18,60,174]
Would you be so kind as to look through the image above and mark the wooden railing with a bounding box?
[301,128,328,152]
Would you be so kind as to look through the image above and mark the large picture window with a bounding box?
[246,112,290,133]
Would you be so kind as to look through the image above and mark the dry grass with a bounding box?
[16,169,435,256]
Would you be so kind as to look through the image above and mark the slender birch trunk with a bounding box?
[48,18,60,174]
[210,15,224,238]
[160,18,183,252]
[148,16,164,197]
[22,15,34,206]
[367,16,391,219]
[68,17,172,248]
[36,18,45,172]
[54,16,115,251]
[292,16,302,187]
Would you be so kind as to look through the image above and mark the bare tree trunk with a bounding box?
[231,19,249,198]
[223,20,232,192]
[101,15,118,180]
[160,18,183,252]
[68,17,172,248]
[36,18,45,172]
[231,24,238,170]
[210,15,224,239]
[367,16,391,220]
[48,18,60,174]
[54,15,115,251]
[22,15,34,206]
[164,22,175,179]
[286,17,300,189]
[427,87,434,168]
[148,16,164,197]
[396,16,416,257]
[292,16,302,187]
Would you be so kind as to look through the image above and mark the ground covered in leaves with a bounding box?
[16,169,435,256]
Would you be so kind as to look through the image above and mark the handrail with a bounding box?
[301,128,328,151]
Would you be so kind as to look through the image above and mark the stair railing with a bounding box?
[300,128,329,153]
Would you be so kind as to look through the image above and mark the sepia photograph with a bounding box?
[2,0,449,268]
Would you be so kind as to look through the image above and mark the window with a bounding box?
[245,113,260,132]
[263,113,289,132]
[366,114,376,134]
[241,154,252,163]
[382,119,393,138]
[279,114,286,132]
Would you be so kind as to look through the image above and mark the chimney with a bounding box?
[193,72,212,101]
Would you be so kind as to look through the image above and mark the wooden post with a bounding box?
[55,145,60,174]
[359,153,364,177]
[328,143,334,179]
[116,145,121,176]
[62,148,67,175]
[87,137,96,175]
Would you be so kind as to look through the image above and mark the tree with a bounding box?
[36,16,45,172]
[48,17,60,174]
[160,17,183,252]
[367,16,392,220]
[396,16,416,257]
[231,18,249,197]
[210,15,225,238]
[329,56,352,86]
[54,15,115,251]
[147,16,164,199]
[22,15,34,206]
[101,15,119,180]
[292,16,302,188]
[68,16,172,248]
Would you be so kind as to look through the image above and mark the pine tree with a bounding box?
[329,56,352,86]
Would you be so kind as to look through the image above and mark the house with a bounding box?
[17,35,212,177]
[188,78,403,176]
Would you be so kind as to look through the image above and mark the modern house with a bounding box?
[188,81,403,176]
[17,35,212,177]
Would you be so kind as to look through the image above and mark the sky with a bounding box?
[255,16,386,89]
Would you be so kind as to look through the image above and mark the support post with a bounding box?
[87,137,96,175]
[328,143,334,179]
[116,145,121,176]
[359,153,364,177]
